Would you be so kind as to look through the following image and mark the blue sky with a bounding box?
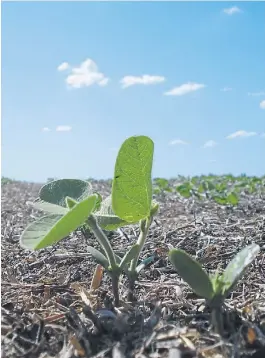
[2,2,265,182]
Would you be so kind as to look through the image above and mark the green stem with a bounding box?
[129,216,152,273]
[86,215,117,269]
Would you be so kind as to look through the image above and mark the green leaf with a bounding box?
[112,135,154,222]
[176,183,192,198]
[213,196,228,205]
[32,199,68,215]
[207,181,215,191]
[86,246,109,269]
[119,244,140,270]
[93,193,103,212]
[153,178,169,190]
[198,184,205,193]
[94,196,135,230]
[39,179,93,207]
[226,192,239,205]
[65,196,78,209]
[169,249,214,300]
[20,195,98,250]
[221,243,260,297]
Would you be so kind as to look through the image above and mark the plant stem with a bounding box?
[127,274,137,302]
[211,306,224,336]
[86,215,117,269]
[111,274,120,306]
[129,217,152,273]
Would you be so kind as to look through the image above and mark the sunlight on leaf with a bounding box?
[112,136,154,222]
[20,195,98,250]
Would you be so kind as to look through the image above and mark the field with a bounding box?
[1,176,265,358]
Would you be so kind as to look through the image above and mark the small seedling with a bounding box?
[20,135,159,306]
[168,243,260,335]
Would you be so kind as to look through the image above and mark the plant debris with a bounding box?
[1,179,265,358]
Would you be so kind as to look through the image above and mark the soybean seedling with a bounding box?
[20,135,159,306]
[168,243,260,335]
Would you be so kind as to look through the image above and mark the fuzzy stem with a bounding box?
[86,215,117,269]
[129,217,152,273]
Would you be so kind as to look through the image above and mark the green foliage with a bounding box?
[173,174,265,206]
[176,182,193,198]
[18,134,263,310]
[169,249,214,299]
[19,135,159,306]
[153,178,172,194]
[93,195,135,231]
[112,135,154,222]
[20,195,98,250]
[169,243,260,334]
[39,179,93,207]
[220,243,260,297]
[1,177,13,185]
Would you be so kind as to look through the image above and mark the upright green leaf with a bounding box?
[169,249,214,300]
[39,179,92,207]
[221,243,260,297]
[20,195,98,250]
[112,136,154,222]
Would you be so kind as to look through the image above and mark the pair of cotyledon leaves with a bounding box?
[169,243,260,302]
[20,136,156,251]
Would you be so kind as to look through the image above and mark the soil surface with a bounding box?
[1,180,265,358]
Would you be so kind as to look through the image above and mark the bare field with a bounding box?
[1,180,265,358]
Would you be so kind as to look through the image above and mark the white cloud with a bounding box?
[259,100,265,109]
[169,139,189,146]
[56,125,72,132]
[248,91,265,97]
[209,159,217,163]
[120,75,165,88]
[64,59,109,88]
[223,6,241,15]
[261,133,265,138]
[164,82,206,96]
[226,130,257,139]
[57,62,70,71]
[203,140,217,148]
[221,87,233,92]
[42,127,51,132]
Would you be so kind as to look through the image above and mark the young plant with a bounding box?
[153,178,172,196]
[168,243,260,335]
[20,135,159,306]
